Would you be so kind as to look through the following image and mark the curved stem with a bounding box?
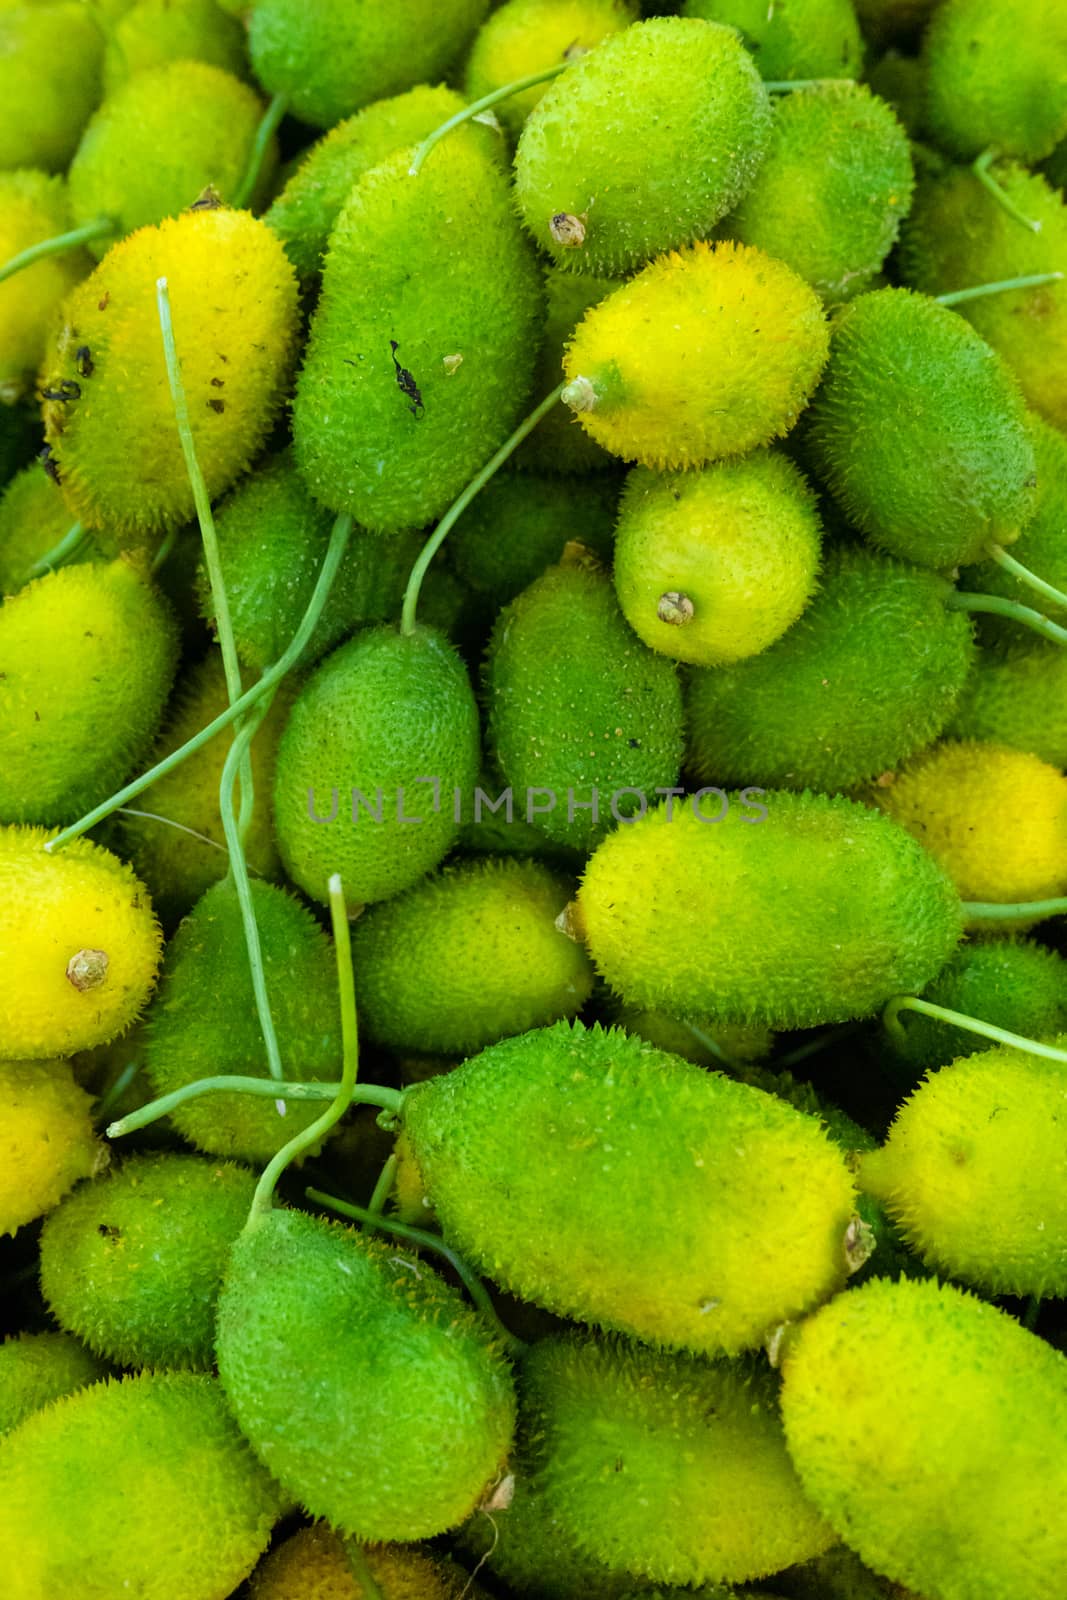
[115,806,238,861]
[679,1019,743,1071]
[883,994,1067,1063]
[972,150,1042,233]
[107,1075,401,1141]
[366,1153,397,1222]
[44,510,353,852]
[963,896,1067,921]
[92,1059,141,1128]
[306,1186,525,1357]
[343,1547,385,1600]
[938,272,1063,307]
[947,589,1067,645]
[233,92,288,210]
[408,64,568,177]
[763,78,856,90]
[150,525,179,574]
[775,1021,864,1070]
[246,874,360,1226]
[0,217,114,287]
[987,544,1067,611]
[400,381,565,635]
[26,521,85,581]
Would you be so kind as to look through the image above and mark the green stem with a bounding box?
[679,1019,742,1071]
[883,995,1067,1063]
[366,1153,397,1222]
[0,217,114,286]
[763,78,855,91]
[115,806,236,861]
[306,1186,525,1357]
[1023,1295,1042,1332]
[400,381,565,634]
[972,150,1042,233]
[107,1075,401,1141]
[963,896,1067,921]
[93,1060,141,1128]
[987,544,1067,611]
[44,510,353,853]
[343,1547,385,1600]
[26,521,86,581]
[246,875,360,1226]
[150,525,179,574]
[233,92,288,210]
[947,589,1067,646]
[408,64,568,177]
[775,1021,864,1070]
[938,272,1063,307]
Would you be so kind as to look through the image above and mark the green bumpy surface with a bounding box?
[484,563,684,850]
[0,4,104,170]
[216,1208,516,1541]
[293,132,542,533]
[959,414,1067,631]
[685,547,975,790]
[805,287,1036,567]
[143,879,343,1161]
[577,791,964,1026]
[681,0,861,80]
[514,17,771,273]
[0,170,93,402]
[949,637,1067,771]
[273,625,481,909]
[102,0,248,94]
[781,1276,1067,1600]
[400,1018,857,1355]
[40,1152,256,1370]
[0,465,98,596]
[724,82,914,303]
[0,1332,106,1438]
[517,267,623,473]
[0,1371,283,1600]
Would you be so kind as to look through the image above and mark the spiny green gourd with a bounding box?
[39,1152,257,1370]
[272,626,481,911]
[143,878,342,1161]
[861,1040,1067,1296]
[613,450,822,666]
[250,1524,488,1600]
[484,560,684,851]
[576,791,964,1027]
[681,0,862,81]
[101,0,248,94]
[264,84,474,283]
[722,82,915,304]
[40,207,299,545]
[684,546,975,791]
[0,1331,106,1437]
[0,462,98,595]
[0,1370,284,1600]
[900,164,1067,431]
[0,1059,103,1236]
[514,18,771,273]
[874,740,1067,913]
[464,0,638,138]
[949,637,1067,771]
[0,4,104,171]
[921,0,1067,164]
[216,1207,517,1541]
[248,0,489,129]
[562,241,829,468]
[350,856,594,1055]
[516,1335,835,1586]
[67,61,277,256]
[293,130,542,533]
[0,171,92,402]
[397,1018,858,1354]
[0,559,178,825]
[780,1276,1067,1600]
[804,287,1036,568]
[517,266,623,473]
[959,414,1067,632]
[0,827,162,1058]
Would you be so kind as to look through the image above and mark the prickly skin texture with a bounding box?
[949,637,1067,771]
[0,827,161,1058]
[521,1335,834,1586]
[685,547,975,790]
[0,1332,106,1437]
[874,740,1067,911]
[273,626,481,909]
[517,267,623,473]
[40,208,299,543]
[0,1371,283,1600]
[401,1018,857,1355]
[293,133,541,532]
[683,0,861,79]
[216,1208,516,1542]
[0,1059,103,1236]
[265,85,469,282]
[143,879,342,1161]
[0,5,103,172]
[900,166,1067,431]
[0,171,92,400]
[723,82,914,304]
[861,1040,1067,1296]
[0,559,178,825]
[248,0,489,129]
[102,0,249,95]
[250,1524,487,1600]
[351,856,594,1054]
[921,0,1067,163]
[806,288,1036,568]
[960,414,1067,630]
[484,563,684,850]
[514,18,771,274]
[563,241,829,468]
[69,62,275,256]
[613,451,822,666]
[780,1277,1067,1600]
[0,464,100,596]
[577,792,964,1027]
[39,1152,256,1370]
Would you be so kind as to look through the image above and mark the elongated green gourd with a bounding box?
[949,638,1067,771]
[102,0,248,94]
[0,4,104,171]
[0,1332,106,1437]
[250,1524,488,1599]
[682,0,861,80]
[576,791,963,1027]
[398,1019,857,1354]
[959,415,1067,631]
[0,172,92,403]
[0,1059,103,1236]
